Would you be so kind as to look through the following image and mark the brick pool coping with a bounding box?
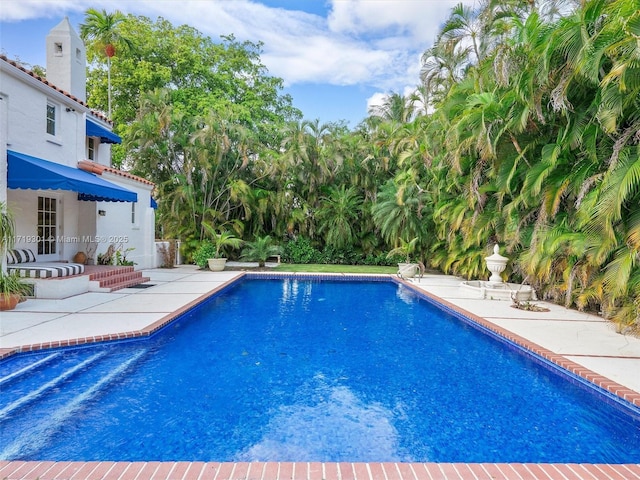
[2,460,640,480]
[0,275,238,361]
[1,272,639,479]
[394,277,640,409]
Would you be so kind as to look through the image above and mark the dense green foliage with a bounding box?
[85,0,640,333]
[192,242,216,269]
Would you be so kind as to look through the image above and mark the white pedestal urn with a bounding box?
[485,244,508,285]
[397,263,418,278]
[208,258,227,271]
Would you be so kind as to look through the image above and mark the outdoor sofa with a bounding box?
[6,248,85,278]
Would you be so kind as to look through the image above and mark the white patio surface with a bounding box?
[1,266,639,395]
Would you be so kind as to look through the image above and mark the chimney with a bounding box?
[46,17,86,103]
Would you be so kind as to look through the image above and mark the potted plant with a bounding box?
[0,272,30,311]
[240,235,281,268]
[387,237,420,278]
[199,223,243,271]
[0,201,29,310]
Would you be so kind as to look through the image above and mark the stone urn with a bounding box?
[397,262,418,278]
[485,244,508,284]
[208,258,227,271]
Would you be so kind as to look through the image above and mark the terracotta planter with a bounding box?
[73,251,87,264]
[208,258,227,271]
[0,293,21,311]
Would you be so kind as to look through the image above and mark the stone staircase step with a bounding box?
[108,277,151,292]
[86,266,150,292]
[87,266,135,281]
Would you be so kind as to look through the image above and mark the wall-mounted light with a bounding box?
[98,209,106,216]
[65,107,75,112]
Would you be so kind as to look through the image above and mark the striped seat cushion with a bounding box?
[6,249,37,264]
[7,262,85,278]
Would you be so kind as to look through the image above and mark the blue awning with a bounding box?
[7,150,137,202]
[86,119,121,144]
[150,197,158,209]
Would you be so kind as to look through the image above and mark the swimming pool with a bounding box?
[1,277,639,463]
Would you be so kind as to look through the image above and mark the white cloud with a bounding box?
[366,91,388,115]
[1,0,468,93]
[0,0,88,21]
[328,0,461,43]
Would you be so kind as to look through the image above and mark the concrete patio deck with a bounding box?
[1,265,639,479]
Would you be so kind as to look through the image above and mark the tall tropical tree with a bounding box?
[420,38,468,104]
[371,175,431,253]
[315,185,363,250]
[368,92,420,124]
[80,8,131,116]
[440,2,484,65]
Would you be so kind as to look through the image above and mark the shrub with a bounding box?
[364,252,399,266]
[320,246,361,265]
[192,242,216,268]
[282,237,321,264]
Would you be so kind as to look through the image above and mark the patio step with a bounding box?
[87,266,151,292]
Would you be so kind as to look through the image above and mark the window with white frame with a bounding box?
[46,103,56,136]
[88,137,95,160]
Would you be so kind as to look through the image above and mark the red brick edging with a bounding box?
[0,273,246,361]
[396,278,640,408]
[1,461,640,480]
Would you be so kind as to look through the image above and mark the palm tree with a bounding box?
[240,235,281,267]
[202,223,243,258]
[371,177,430,250]
[387,237,419,263]
[420,39,468,104]
[315,185,363,250]
[440,2,484,65]
[368,92,419,124]
[80,8,131,116]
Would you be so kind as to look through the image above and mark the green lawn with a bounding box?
[272,263,397,274]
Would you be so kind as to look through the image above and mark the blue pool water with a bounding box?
[1,278,639,463]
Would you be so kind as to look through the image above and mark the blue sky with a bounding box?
[0,0,468,127]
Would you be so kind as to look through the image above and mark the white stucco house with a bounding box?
[0,18,157,295]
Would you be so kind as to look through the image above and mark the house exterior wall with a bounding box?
[93,175,155,269]
[0,71,85,167]
[1,21,156,269]
[0,86,7,205]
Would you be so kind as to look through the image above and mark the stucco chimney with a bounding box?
[46,17,86,103]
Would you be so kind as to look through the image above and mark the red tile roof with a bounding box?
[0,55,113,125]
[78,160,155,186]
